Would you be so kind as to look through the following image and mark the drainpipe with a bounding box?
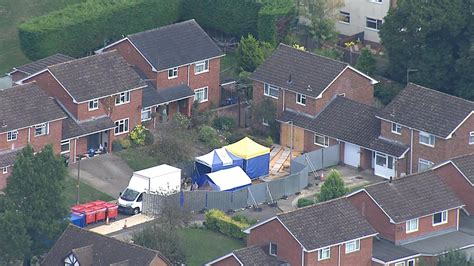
[301,248,304,266]
[338,244,341,266]
[410,129,414,174]
[282,90,286,111]
[27,127,31,144]
[187,65,190,86]
[74,138,77,163]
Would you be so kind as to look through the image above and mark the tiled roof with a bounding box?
[363,171,464,223]
[250,44,349,98]
[62,117,115,140]
[278,97,409,157]
[232,245,287,265]
[0,83,67,133]
[42,225,169,265]
[402,230,474,256]
[142,84,195,108]
[378,83,474,138]
[277,198,377,251]
[12,53,73,75]
[0,149,20,168]
[451,153,474,185]
[48,51,144,102]
[128,19,223,71]
[372,238,419,263]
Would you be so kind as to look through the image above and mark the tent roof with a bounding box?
[206,167,251,191]
[195,148,240,168]
[225,137,270,160]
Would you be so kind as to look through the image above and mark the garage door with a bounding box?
[344,143,360,168]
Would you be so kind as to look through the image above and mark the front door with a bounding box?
[344,143,360,168]
[374,152,395,179]
[87,133,100,151]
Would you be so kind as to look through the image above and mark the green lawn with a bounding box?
[179,228,244,266]
[0,0,84,73]
[64,176,114,207]
[116,147,157,171]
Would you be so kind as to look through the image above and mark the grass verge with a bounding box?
[64,176,114,207]
[115,147,157,171]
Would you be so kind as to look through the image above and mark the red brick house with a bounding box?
[98,19,224,114]
[240,198,377,266]
[250,44,378,151]
[7,53,73,83]
[433,153,474,215]
[377,83,474,175]
[21,51,146,163]
[206,245,288,266]
[0,83,67,189]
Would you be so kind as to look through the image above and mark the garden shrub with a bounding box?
[374,79,403,106]
[226,131,246,144]
[257,0,295,45]
[112,140,123,152]
[198,125,223,149]
[205,209,249,239]
[144,130,154,146]
[173,113,191,130]
[18,0,181,60]
[231,214,257,225]
[297,198,315,208]
[213,116,236,131]
[129,124,148,146]
[119,138,131,149]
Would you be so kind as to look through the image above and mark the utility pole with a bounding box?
[76,155,84,205]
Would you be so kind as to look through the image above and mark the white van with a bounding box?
[118,164,181,215]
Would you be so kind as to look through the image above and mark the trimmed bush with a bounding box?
[129,124,148,146]
[112,140,123,152]
[18,0,181,60]
[144,130,154,146]
[231,214,257,225]
[297,198,314,208]
[205,209,250,239]
[213,116,236,131]
[119,138,131,149]
[198,125,224,149]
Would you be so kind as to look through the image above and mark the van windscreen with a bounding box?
[120,188,139,201]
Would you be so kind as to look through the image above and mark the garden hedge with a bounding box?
[18,0,181,60]
[257,1,295,45]
[205,209,250,239]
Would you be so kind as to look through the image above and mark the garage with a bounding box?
[344,142,360,168]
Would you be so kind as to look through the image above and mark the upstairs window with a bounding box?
[406,218,419,233]
[195,60,209,74]
[339,11,350,23]
[34,123,48,137]
[264,83,279,99]
[61,140,70,154]
[269,242,277,256]
[318,247,330,261]
[366,17,382,31]
[418,158,434,172]
[296,93,306,106]
[419,131,435,147]
[469,131,474,145]
[345,239,360,254]
[168,67,178,79]
[195,87,208,103]
[88,99,99,111]
[141,107,152,121]
[391,123,402,135]
[314,134,329,147]
[7,130,18,141]
[115,91,131,105]
[433,210,448,226]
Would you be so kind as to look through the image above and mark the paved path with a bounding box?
[69,154,133,197]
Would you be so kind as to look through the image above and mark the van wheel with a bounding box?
[133,208,140,215]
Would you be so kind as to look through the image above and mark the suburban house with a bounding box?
[0,83,68,189]
[250,43,378,151]
[98,19,224,114]
[42,225,170,265]
[279,96,409,178]
[433,153,474,214]
[20,51,146,163]
[377,83,474,175]
[206,245,288,266]
[241,198,377,265]
[348,171,474,264]
[336,0,397,45]
[7,53,73,83]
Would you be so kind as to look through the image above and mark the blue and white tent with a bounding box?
[205,167,251,191]
[193,148,243,186]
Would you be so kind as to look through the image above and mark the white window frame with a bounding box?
[406,218,419,233]
[432,210,448,226]
[141,107,152,122]
[264,83,279,99]
[394,262,405,266]
[34,123,48,137]
[2,167,7,174]
[391,123,402,135]
[262,117,269,127]
[88,99,99,111]
[194,60,209,74]
[168,67,178,79]
[407,259,415,266]
[61,140,70,154]
[345,239,360,254]
[269,242,277,256]
[314,134,329,147]
[194,87,208,103]
[7,130,18,142]
[419,131,435,147]
[469,131,474,145]
[115,91,131,106]
[369,0,383,3]
[114,118,129,136]
[296,93,306,106]
[318,247,331,261]
[418,158,434,172]
[339,11,350,24]
[366,17,382,31]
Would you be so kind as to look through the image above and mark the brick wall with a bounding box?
[247,219,303,265]
[210,255,240,266]
[109,89,142,144]
[434,163,474,214]
[0,170,10,189]
[305,237,373,266]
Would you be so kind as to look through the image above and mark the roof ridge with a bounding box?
[48,50,118,70]
[408,82,474,105]
[278,43,349,67]
[128,19,196,38]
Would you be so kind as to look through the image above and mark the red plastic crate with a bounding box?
[104,203,118,219]
[71,204,85,213]
[82,203,95,209]
[90,200,106,206]
[83,208,96,224]
[93,205,107,221]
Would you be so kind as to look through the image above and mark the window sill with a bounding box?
[197,99,208,104]
[264,94,279,100]
[432,221,448,227]
[34,134,46,138]
[406,229,418,234]
[419,142,435,148]
[345,249,359,254]
[194,70,209,75]
[168,76,178,80]
[115,102,130,106]
[114,131,129,136]
[365,27,380,32]
[7,139,17,142]
[88,108,99,111]
[296,102,306,106]
[338,21,350,25]
[391,131,401,135]
[314,143,329,148]
[141,118,152,122]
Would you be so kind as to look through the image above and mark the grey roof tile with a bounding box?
[401,230,474,256]
[142,84,194,108]
[364,171,464,223]
[128,19,223,71]
[62,117,115,140]
[277,198,377,250]
[250,44,349,98]
[48,51,144,102]
[233,245,287,265]
[0,149,20,168]
[451,153,474,184]
[12,53,73,75]
[378,83,474,138]
[278,97,409,157]
[372,238,420,263]
[0,83,67,133]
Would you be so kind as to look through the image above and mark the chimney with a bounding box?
[287,74,292,84]
[1,120,6,128]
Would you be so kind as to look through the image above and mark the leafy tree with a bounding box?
[437,250,473,266]
[380,0,473,98]
[318,169,347,202]
[252,98,279,142]
[237,34,273,72]
[0,145,68,264]
[0,211,31,265]
[314,47,343,60]
[355,48,376,76]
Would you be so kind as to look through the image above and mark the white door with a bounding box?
[344,143,360,168]
[374,152,396,179]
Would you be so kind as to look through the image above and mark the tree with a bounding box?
[0,211,31,265]
[380,0,473,98]
[355,48,376,76]
[0,145,68,264]
[252,97,279,142]
[318,169,347,202]
[237,34,273,72]
[437,250,473,266]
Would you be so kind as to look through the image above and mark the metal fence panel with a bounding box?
[322,145,340,168]
[183,191,206,212]
[247,183,268,206]
[267,179,285,200]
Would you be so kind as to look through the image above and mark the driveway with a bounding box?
[69,154,133,197]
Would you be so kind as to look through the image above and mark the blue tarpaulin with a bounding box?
[193,148,243,186]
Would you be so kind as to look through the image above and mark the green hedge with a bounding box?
[18,0,182,60]
[257,1,294,45]
[205,209,250,239]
